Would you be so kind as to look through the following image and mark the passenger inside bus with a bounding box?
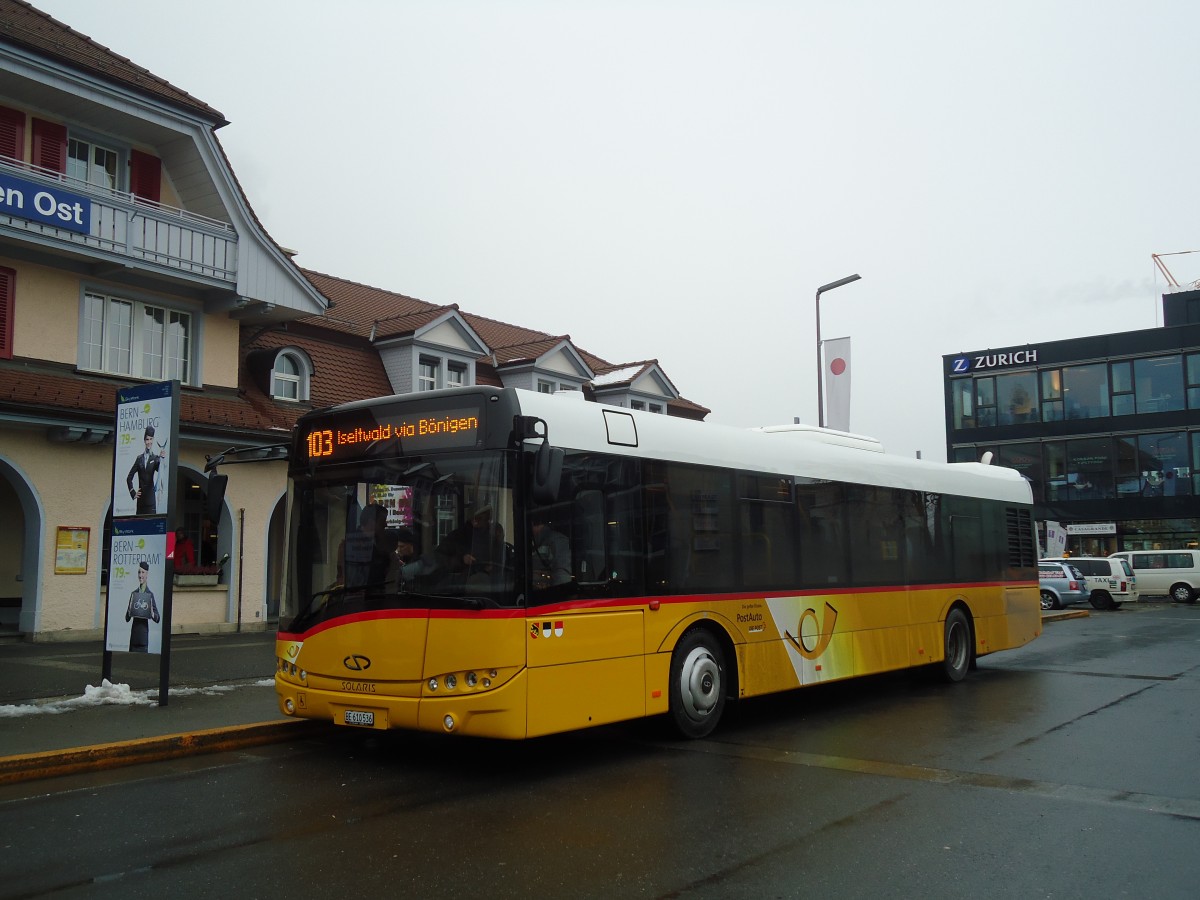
[530,511,572,590]
[395,526,438,584]
[341,504,395,590]
[437,503,505,587]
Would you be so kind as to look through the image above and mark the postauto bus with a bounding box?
[275,387,1040,739]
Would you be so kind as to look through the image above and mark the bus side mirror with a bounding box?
[533,444,563,505]
[206,473,228,522]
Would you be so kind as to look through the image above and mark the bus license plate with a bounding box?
[344,710,375,727]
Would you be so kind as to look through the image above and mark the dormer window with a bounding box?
[272,349,312,401]
[418,358,439,391]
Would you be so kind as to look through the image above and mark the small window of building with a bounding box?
[1187,353,1200,409]
[1041,369,1063,421]
[974,377,996,427]
[538,379,555,394]
[447,363,467,388]
[418,358,439,391]
[271,350,311,402]
[1134,355,1185,414]
[68,136,120,190]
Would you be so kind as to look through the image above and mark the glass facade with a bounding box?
[947,332,1200,554]
[953,349,1200,428]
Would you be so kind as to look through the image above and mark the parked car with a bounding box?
[1109,550,1200,604]
[1062,556,1137,609]
[1038,560,1089,610]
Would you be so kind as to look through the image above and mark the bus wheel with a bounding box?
[669,629,726,739]
[939,608,972,683]
[1170,583,1196,604]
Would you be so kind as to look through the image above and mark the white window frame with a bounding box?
[81,290,192,384]
[418,357,440,391]
[271,349,312,402]
[67,134,122,191]
[415,353,474,392]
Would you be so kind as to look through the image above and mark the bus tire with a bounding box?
[669,629,726,739]
[939,608,972,683]
[1170,583,1196,604]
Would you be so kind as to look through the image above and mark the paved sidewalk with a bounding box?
[0,630,320,784]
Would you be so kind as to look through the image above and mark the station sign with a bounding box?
[0,171,91,234]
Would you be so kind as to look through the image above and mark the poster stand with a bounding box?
[102,380,179,706]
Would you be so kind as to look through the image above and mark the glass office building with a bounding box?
[943,291,1200,556]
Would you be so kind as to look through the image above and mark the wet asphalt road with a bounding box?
[2,604,1198,899]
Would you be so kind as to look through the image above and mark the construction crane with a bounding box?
[1151,250,1200,288]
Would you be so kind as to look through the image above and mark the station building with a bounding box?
[943,291,1200,556]
[0,2,705,641]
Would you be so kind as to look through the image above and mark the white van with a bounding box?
[1062,556,1137,609]
[1109,550,1199,604]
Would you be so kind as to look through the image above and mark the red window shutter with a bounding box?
[0,105,25,162]
[129,149,162,202]
[31,118,67,173]
[0,267,14,361]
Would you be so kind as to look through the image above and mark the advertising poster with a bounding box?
[105,518,168,655]
[112,381,174,518]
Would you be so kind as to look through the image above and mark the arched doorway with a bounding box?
[0,457,42,636]
[266,494,287,623]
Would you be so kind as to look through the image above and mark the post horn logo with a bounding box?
[785,602,838,660]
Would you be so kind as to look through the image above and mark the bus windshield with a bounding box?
[283,449,518,630]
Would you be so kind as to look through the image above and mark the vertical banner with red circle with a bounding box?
[824,336,852,432]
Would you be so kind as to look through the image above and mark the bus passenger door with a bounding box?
[524,609,645,737]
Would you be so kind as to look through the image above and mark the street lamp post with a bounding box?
[815,274,861,428]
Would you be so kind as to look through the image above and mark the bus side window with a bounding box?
[574,490,606,583]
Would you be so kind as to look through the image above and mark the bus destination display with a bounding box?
[304,407,482,461]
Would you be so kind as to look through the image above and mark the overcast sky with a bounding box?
[34,0,1200,460]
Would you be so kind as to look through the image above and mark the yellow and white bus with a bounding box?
[275,387,1041,739]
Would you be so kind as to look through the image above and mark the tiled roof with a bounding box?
[298,269,709,417]
[242,326,394,410]
[300,270,440,339]
[0,0,226,123]
[490,336,575,367]
[0,362,296,436]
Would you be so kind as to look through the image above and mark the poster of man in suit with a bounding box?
[112,382,174,517]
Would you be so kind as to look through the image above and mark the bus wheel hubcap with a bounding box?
[681,646,720,721]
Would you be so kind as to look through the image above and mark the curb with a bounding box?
[0,718,325,786]
[1042,609,1091,622]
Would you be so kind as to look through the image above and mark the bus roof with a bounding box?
[513,389,1032,505]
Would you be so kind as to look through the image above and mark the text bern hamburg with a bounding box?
[952,349,1038,374]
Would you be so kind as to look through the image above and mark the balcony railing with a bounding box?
[0,158,238,284]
